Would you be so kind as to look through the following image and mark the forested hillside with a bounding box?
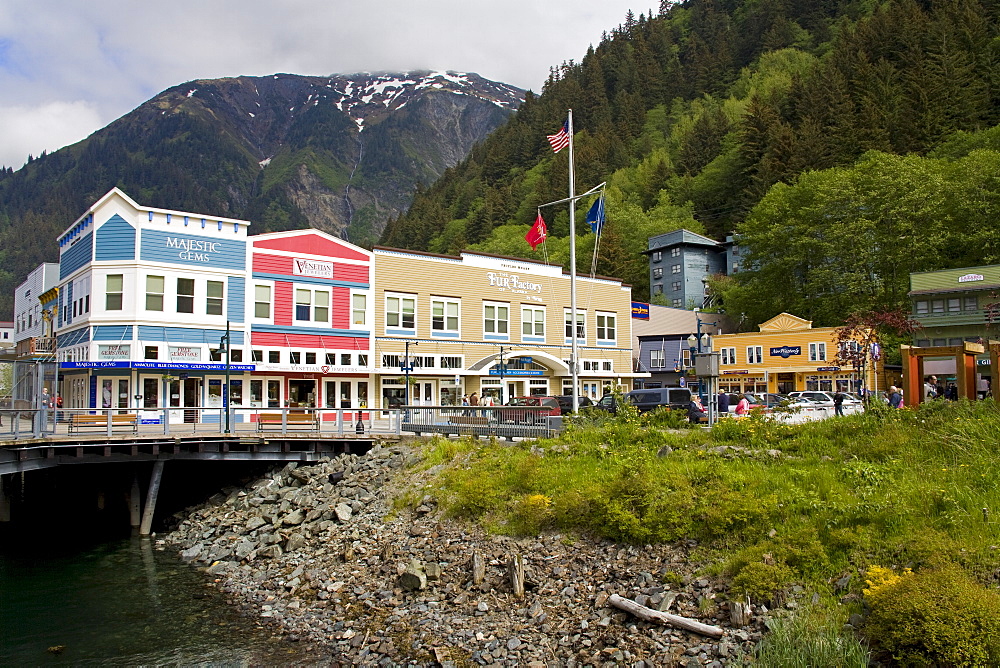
[381,0,1000,328]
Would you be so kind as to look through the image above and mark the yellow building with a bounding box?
[372,247,640,408]
[712,313,880,395]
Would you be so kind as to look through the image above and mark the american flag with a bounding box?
[547,120,570,153]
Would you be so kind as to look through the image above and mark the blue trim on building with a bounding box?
[430,332,460,338]
[93,325,133,341]
[140,229,246,270]
[484,334,509,341]
[136,325,245,346]
[250,272,369,289]
[60,232,94,279]
[227,276,245,323]
[521,336,545,344]
[251,324,369,338]
[95,214,136,261]
[385,328,415,337]
[57,326,91,347]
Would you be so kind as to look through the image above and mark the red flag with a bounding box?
[525,214,547,250]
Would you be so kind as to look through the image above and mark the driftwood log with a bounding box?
[508,554,525,597]
[608,594,724,638]
[472,552,485,585]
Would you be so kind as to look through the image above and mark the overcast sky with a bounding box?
[0,0,644,170]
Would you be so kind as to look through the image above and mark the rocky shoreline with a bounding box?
[163,443,779,666]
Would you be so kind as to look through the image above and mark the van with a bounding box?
[594,387,691,414]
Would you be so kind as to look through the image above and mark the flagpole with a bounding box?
[568,109,579,413]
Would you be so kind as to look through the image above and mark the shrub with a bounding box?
[731,561,796,603]
[864,563,1000,666]
[740,608,870,667]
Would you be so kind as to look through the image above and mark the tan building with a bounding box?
[372,247,640,408]
[712,313,881,395]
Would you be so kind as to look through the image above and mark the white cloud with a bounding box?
[0,0,642,170]
[0,102,103,169]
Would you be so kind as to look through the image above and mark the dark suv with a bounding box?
[553,395,594,413]
[593,387,691,414]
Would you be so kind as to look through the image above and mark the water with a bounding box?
[0,538,325,666]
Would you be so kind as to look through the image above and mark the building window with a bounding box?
[352,293,367,326]
[671,298,682,308]
[305,352,316,364]
[652,284,663,295]
[341,353,351,366]
[177,278,195,313]
[268,350,280,363]
[296,289,329,323]
[931,299,945,314]
[382,354,401,368]
[441,355,462,369]
[106,275,123,310]
[231,349,243,363]
[432,298,459,333]
[652,251,662,262]
[721,347,737,365]
[290,352,301,364]
[564,309,585,339]
[652,267,663,279]
[252,349,263,362]
[144,346,158,360]
[206,281,224,315]
[521,306,545,338]
[596,312,616,342]
[671,264,681,274]
[747,345,763,364]
[254,285,271,319]
[809,342,827,362]
[358,354,368,367]
[143,275,164,311]
[671,281,681,292]
[670,247,680,257]
[650,349,665,368]
[386,294,416,330]
[915,300,928,315]
[946,297,960,312]
[484,302,509,337]
[964,296,978,311]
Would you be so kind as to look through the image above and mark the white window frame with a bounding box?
[295,287,330,324]
[431,297,460,335]
[206,280,224,316]
[351,292,368,327]
[721,347,737,365]
[670,247,681,257]
[809,342,827,362]
[254,283,272,320]
[671,264,681,274]
[650,349,665,368]
[106,274,123,311]
[564,308,586,341]
[483,301,510,339]
[385,292,416,332]
[747,345,763,364]
[652,267,663,279]
[521,305,545,340]
[146,275,164,312]
[596,311,616,344]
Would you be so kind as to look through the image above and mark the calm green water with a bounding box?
[0,537,325,666]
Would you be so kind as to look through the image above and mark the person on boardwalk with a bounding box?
[833,390,845,417]
[888,386,903,409]
[717,389,730,415]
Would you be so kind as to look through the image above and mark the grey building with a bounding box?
[645,230,739,309]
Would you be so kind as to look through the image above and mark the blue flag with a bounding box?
[585,195,605,233]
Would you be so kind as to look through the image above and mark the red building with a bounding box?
[248,230,373,420]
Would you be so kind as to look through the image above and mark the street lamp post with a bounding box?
[217,320,231,434]
[498,346,506,405]
[402,340,417,409]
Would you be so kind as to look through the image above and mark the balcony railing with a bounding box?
[15,337,57,357]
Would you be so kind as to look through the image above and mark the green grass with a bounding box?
[407,399,1000,663]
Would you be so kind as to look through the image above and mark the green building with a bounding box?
[909,265,1000,393]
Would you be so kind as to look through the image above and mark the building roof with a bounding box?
[645,228,721,253]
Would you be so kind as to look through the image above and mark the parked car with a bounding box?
[504,396,561,424]
[787,390,837,407]
[593,387,691,414]
[723,392,763,413]
[553,395,593,413]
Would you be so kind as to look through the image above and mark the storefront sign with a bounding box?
[98,344,130,360]
[770,346,801,358]
[61,361,255,371]
[293,258,334,279]
[169,346,202,362]
[489,369,544,376]
[486,271,542,295]
[958,273,985,283]
[722,370,749,374]
[817,366,841,372]
[165,236,222,263]
[631,302,650,319]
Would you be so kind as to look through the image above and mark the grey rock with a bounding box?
[282,509,305,526]
[334,503,354,522]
